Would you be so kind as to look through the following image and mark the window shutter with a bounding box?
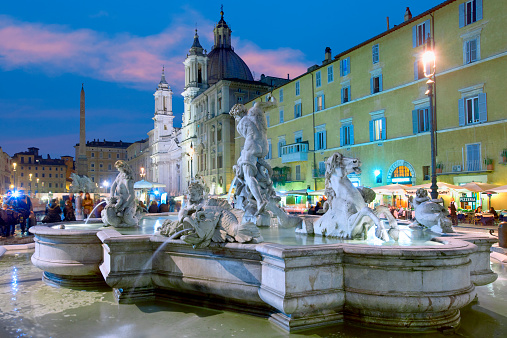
[322,95,325,109]
[314,132,319,150]
[323,130,327,149]
[340,127,344,146]
[340,60,343,76]
[341,88,344,103]
[269,143,272,159]
[459,3,465,28]
[414,61,419,81]
[381,117,387,140]
[369,120,374,142]
[379,75,383,92]
[478,93,487,123]
[347,57,350,73]
[476,0,483,21]
[370,77,374,94]
[294,104,297,118]
[465,41,470,63]
[412,25,417,48]
[314,97,318,111]
[424,20,431,40]
[412,109,419,134]
[458,98,465,126]
[348,86,351,101]
[350,125,354,145]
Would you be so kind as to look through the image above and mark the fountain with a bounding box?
[28,97,498,333]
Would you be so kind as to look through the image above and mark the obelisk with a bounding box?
[77,84,88,175]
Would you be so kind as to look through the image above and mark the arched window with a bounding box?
[393,166,411,178]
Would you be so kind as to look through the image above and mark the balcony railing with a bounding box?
[439,160,491,174]
[281,142,308,164]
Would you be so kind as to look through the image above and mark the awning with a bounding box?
[461,182,500,192]
[486,184,507,193]
[372,184,410,195]
[134,180,166,189]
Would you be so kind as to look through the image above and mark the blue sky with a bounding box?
[0,0,444,158]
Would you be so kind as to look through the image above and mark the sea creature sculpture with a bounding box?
[411,188,454,233]
[300,152,399,241]
[159,181,263,248]
[101,161,138,227]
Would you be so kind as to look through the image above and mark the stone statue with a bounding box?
[69,173,96,193]
[101,161,138,227]
[159,181,263,248]
[411,188,454,233]
[229,98,302,228]
[300,152,399,241]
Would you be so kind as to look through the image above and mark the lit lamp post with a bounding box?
[29,173,32,196]
[187,142,194,183]
[140,167,146,179]
[103,180,110,194]
[36,178,39,197]
[423,34,438,200]
[12,162,17,191]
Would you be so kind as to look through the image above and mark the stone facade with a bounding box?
[0,147,12,195]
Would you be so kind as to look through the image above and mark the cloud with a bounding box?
[90,10,109,19]
[0,12,309,92]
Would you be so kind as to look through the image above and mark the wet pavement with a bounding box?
[0,248,506,338]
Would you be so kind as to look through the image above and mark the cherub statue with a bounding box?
[101,161,138,227]
[411,188,454,233]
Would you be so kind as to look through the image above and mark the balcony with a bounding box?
[438,160,493,175]
[281,142,308,164]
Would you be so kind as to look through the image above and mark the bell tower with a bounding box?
[153,67,174,139]
[184,29,208,90]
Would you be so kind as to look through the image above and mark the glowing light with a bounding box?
[423,50,435,77]
[374,170,381,177]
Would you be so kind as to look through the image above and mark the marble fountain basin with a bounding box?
[29,219,497,333]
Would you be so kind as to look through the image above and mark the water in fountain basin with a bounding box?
[84,200,107,224]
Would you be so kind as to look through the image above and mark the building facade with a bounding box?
[180,10,287,194]
[11,148,68,195]
[126,139,150,182]
[238,0,507,207]
[75,140,131,190]
[0,147,13,195]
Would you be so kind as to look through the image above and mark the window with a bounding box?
[315,94,325,111]
[327,66,334,83]
[340,125,354,146]
[108,164,112,171]
[413,20,430,47]
[217,127,222,142]
[266,115,270,127]
[294,103,302,118]
[465,38,478,64]
[466,143,481,171]
[341,86,350,104]
[278,139,286,158]
[423,166,430,180]
[369,117,386,141]
[100,163,103,168]
[60,167,63,171]
[218,97,222,111]
[318,161,326,176]
[279,110,284,124]
[117,153,119,159]
[265,140,272,160]
[49,183,52,188]
[49,174,52,178]
[412,108,430,134]
[21,173,24,177]
[279,89,284,103]
[459,93,486,126]
[294,130,303,143]
[42,173,45,178]
[49,167,52,171]
[91,152,94,158]
[372,44,379,64]
[108,153,111,159]
[315,127,327,151]
[459,0,482,27]
[217,155,223,168]
[237,97,243,103]
[295,165,301,181]
[414,59,425,80]
[371,75,383,94]
[295,81,300,96]
[35,173,38,178]
[316,71,321,87]
[340,57,350,76]
[99,152,103,158]
[60,174,63,178]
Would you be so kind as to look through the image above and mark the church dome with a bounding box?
[207,47,254,85]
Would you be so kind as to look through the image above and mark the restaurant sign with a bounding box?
[460,197,476,202]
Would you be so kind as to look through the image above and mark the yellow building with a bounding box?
[238,0,507,209]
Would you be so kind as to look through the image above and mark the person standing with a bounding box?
[82,193,93,218]
[63,200,76,221]
[75,191,84,220]
[449,201,458,226]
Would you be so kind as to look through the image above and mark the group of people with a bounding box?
[0,190,34,237]
[143,198,177,214]
[42,192,105,224]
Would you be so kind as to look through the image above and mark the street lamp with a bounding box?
[423,34,438,200]
[12,162,17,191]
[103,180,110,194]
[29,173,32,197]
[140,167,146,179]
[36,178,39,197]
[187,142,194,183]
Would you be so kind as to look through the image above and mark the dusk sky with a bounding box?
[0,0,443,159]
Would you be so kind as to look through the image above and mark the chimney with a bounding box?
[287,73,290,79]
[324,47,332,62]
[386,17,390,30]
[404,7,412,21]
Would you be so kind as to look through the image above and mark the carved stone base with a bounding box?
[269,310,344,332]
[43,272,107,288]
[113,287,155,304]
